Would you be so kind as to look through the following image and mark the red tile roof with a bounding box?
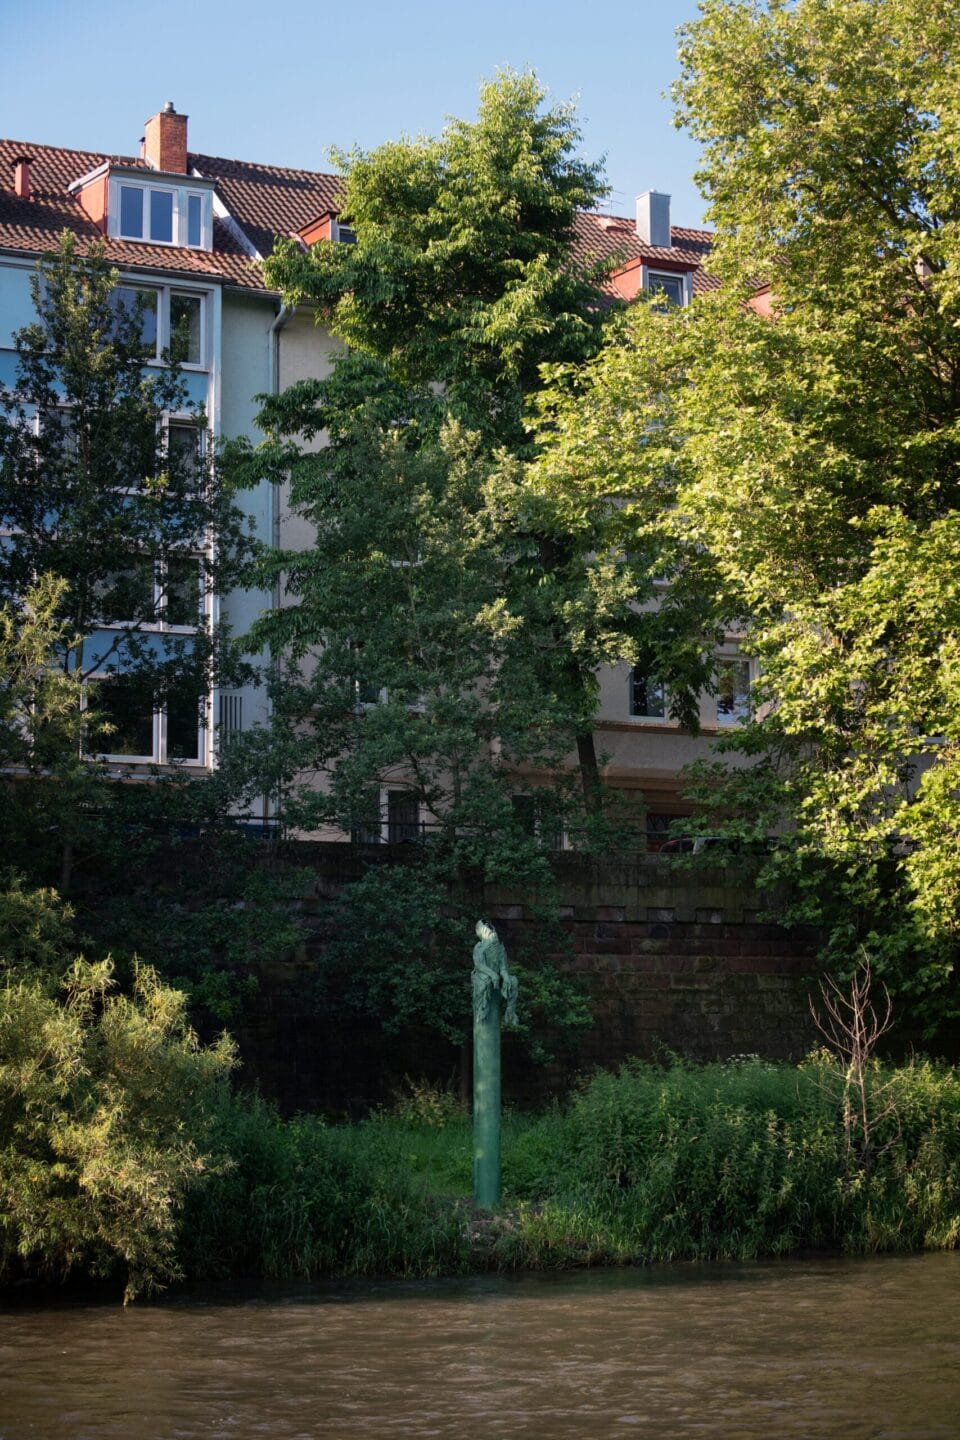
[573,211,717,297]
[0,135,714,297]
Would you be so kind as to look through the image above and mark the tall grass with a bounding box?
[178,1093,470,1281]
[177,1057,960,1284]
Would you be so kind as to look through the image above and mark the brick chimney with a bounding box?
[11,155,32,200]
[144,101,188,173]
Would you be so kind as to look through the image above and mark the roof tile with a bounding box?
[0,136,715,297]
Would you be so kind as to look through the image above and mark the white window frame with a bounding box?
[642,268,690,307]
[111,282,209,370]
[83,568,210,768]
[109,176,213,251]
[83,674,208,768]
[80,494,211,768]
[629,666,670,722]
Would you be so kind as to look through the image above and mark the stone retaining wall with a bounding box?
[231,845,822,1113]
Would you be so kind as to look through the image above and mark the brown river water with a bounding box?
[1,1253,958,1439]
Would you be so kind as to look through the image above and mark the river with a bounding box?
[2,1253,958,1438]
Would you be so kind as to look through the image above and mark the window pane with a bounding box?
[170,293,202,364]
[387,790,420,844]
[716,658,751,725]
[350,789,382,845]
[187,194,203,247]
[647,273,684,307]
[167,424,201,486]
[119,185,144,237]
[511,792,562,849]
[110,286,158,355]
[93,562,155,623]
[42,406,78,460]
[93,675,154,757]
[149,190,174,243]
[166,680,202,761]
[630,668,666,718]
[165,556,201,627]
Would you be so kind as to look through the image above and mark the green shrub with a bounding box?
[0,958,234,1301]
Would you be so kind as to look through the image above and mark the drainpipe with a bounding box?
[263,302,293,831]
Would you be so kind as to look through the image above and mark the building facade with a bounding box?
[0,102,750,842]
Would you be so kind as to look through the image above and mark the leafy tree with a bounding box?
[258,71,654,815]
[264,69,609,452]
[235,361,591,863]
[0,233,255,777]
[0,239,304,1032]
[227,370,593,1063]
[525,0,960,1030]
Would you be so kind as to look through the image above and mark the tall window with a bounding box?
[630,667,667,719]
[86,552,206,764]
[170,292,203,365]
[387,790,421,844]
[111,284,206,367]
[716,657,751,726]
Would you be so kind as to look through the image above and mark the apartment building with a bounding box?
[0,102,749,840]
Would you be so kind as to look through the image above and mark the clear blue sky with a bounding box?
[2,0,709,227]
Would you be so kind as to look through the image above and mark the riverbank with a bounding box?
[174,1055,960,1287]
[4,1053,959,1301]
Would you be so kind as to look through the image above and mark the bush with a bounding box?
[0,957,235,1301]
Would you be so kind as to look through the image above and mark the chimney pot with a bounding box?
[11,155,32,201]
[636,190,672,249]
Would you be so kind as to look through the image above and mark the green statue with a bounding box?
[472,920,517,1209]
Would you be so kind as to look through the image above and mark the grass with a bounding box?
[176,1055,960,1284]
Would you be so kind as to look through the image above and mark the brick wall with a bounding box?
[230,846,822,1113]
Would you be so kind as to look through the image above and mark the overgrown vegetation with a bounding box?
[178,1056,960,1286]
[3,867,958,1300]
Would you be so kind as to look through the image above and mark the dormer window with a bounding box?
[108,174,212,250]
[645,271,686,307]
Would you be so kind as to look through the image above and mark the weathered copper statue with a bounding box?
[472,920,518,1209]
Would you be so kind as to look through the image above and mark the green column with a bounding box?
[471,919,517,1211]
[473,981,502,1209]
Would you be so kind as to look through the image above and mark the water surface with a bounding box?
[2,1253,958,1438]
